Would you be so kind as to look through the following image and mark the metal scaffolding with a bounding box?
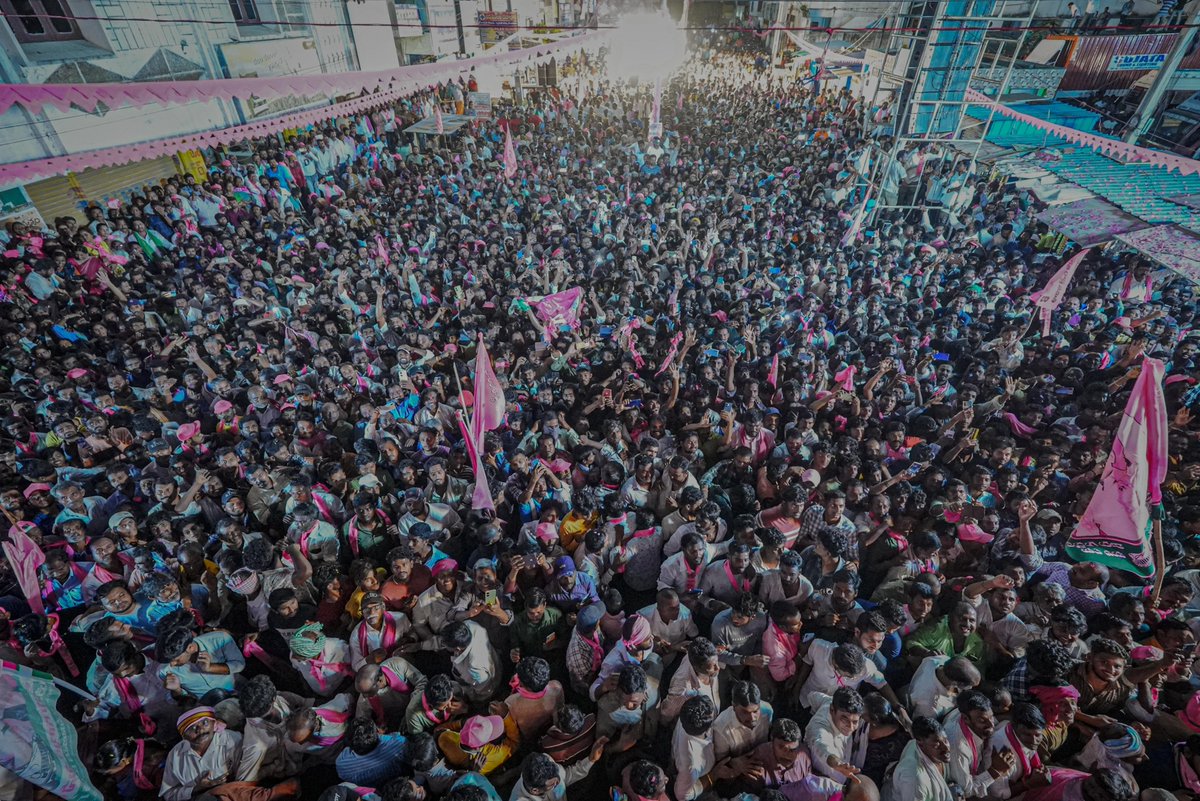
[870,0,1040,215]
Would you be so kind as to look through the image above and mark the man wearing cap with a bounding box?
[547,555,601,617]
[438,713,515,775]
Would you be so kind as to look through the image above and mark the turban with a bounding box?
[1028,684,1081,726]
[226,568,260,597]
[623,614,652,649]
[289,622,327,660]
[176,706,221,737]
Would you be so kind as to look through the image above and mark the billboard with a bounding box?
[478,10,518,44]
[220,38,326,118]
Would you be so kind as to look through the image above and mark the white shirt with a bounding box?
[799,638,887,710]
[671,721,715,801]
[987,722,1039,799]
[291,638,353,698]
[907,655,955,720]
[349,612,412,669]
[451,619,499,701]
[239,693,309,782]
[162,729,245,801]
[804,692,858,781]
[713,702,774,761]
[944,709,995,798]
[884,739,954,801]
[637,603,699,646]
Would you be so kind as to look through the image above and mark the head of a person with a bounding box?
[830,687,865,736]
[911,715,951,764]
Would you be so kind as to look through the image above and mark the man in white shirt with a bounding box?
[443,619,500,703]
[944,690,1017,799]
[638,588,699,666]
[884,716,953,801]
[672,695,737,800]
[804,687,866,783]
[713,679,773,761]
[907,655,981,721]
[796,639,891,712]
[986,703,1051,799]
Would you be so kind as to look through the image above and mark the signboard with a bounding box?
[648,122,663,139]
[478,10,517,44]
[395,3,422,29]
[469,91,492,119]
[220,38,326,118]
[1108,53,1166,71]
[178,149,207,184]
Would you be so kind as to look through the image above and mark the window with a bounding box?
[228,0,260,24]
[0,0,83,42]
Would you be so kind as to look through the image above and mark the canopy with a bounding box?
[403,114,474,136]
[1035,196,1154,247]
[1116,224,1200,283]
[1164,193,1200,211]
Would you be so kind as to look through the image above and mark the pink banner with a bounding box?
[1065,356,1168,578]
[1115,224,1200,283]
[0,33,604,187]
[968,88,1200,176]
[1029,248,1090,336]
[0,33,605,118]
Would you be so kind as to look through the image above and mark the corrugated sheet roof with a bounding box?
[1050,33,1200,92]
[977,101,1200,233]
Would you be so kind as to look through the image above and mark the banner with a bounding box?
[967,88,1200,176]
[0,665,102,801]
[1065,356,1169,577]
[0,32,606,188]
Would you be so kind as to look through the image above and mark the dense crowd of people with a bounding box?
[1,32,1200,801]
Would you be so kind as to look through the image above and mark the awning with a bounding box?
[1035,196,1154,247]
[403,114,474,136]
[1115,224,1200,283]
[1164,192,1200,211]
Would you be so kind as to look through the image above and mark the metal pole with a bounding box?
[1124,9,1200,145]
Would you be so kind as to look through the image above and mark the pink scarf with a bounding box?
[509,674,548,699]
[307,657,353,691]
[1007,724,1042,777]
[36,613,79,677]
[1003,413,1038,438]
[114,675,156,736]
[348,509,391,557]
[312,705,352,746]
[132,740,155,791]
[723,561,750,593]
[358,614,398,658]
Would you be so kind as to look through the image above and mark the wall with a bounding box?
[348,0,401,71]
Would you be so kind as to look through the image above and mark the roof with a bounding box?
[975,101,1200,234]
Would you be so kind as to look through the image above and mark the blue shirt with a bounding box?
[335,734,408,786]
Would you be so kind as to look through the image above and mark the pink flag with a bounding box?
[834,365,857,391]
[651,79,662,129]
[3,523,45,615]
[767,353,779,388]
[530,286,583,330]
[839,191,872,249]
[434,103,445,135]
[503,126,517,181]
[466,337,506,510]
[677,91,684,112]
[374,234,390,266]
[1065,355,1168,578]
[1030,249,1089,337]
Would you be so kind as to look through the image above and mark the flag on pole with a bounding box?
[1065,356,1169,577]
[434,102,445,135]
[465,337,506,510]
[1030,249,1090,337]
[0,665,102,801]
[839,191,872,249]
[503,126,517,180]
[651,78,662,129]
[2,524,45,615]
[767,353,780,388]
[677,91,684,112]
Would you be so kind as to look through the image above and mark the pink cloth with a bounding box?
[1066,355,1169,577]
[1030,249,1090,336]
[531,287,583,331]
[464,337,505,511]
[2,524,45,615]
[503,127,517,180]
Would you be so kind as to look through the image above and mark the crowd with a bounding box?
[1,31,1200,801]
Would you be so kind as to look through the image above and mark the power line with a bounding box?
[3,10,1200,34]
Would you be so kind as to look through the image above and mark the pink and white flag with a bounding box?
[465,337,506,510]
[503,126,517,180]
[1065,355,1169,578]
[530,286,583,330]
[434,103,445,135]
[1030,248,1090,337]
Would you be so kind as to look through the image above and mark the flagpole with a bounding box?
[452,361,474,434]
[1151,516,1166,608]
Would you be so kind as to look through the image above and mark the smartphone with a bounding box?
[704,349,720,357]
[484,589,498,606]
[934,352,951,362]
[627,399,643,408]
[906,463,923,476]
[602,388,613,403]
[723,403,734,414]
